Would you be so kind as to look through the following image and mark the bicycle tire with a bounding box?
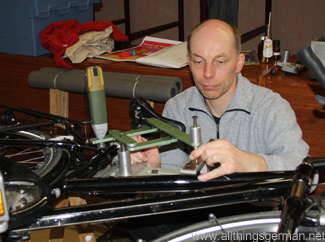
[152,211,325,242]
[0,129,70,186]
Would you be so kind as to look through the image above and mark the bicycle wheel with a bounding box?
[152,211,325,242]
[0,129,70,186]
[0,154,55,231]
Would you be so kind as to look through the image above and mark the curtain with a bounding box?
[207,0,239,28]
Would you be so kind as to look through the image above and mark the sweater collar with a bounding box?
[188,73,253,114]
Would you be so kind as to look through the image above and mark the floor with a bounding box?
[1,222,135,242]
[30,224,106,242]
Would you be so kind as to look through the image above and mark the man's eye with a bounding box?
[194,60,203,64]
[215,60,224,64]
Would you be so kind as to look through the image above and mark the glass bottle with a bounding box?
[261,24,273,64]
[273,40,281,61]
[258,36,265,60]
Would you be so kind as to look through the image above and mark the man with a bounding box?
[131,19,309,179]
[128,19,310,241]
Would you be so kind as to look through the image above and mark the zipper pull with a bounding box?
[216,123,219,139]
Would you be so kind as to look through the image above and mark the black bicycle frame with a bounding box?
[8,165,293,234]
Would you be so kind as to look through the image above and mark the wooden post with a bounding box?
[50,89,69,117]
[69,197,96,242]
[49,198,69,242]
[49,89,69,134]
[49,90,96,241]
[49,197,96,242]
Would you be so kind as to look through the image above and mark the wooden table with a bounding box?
[0,53,263,131]
[1,53,325,161]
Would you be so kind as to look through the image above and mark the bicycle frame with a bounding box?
[1,154,293,233]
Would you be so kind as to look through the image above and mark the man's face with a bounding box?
[187,25,244,102]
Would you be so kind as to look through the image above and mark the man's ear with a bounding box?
[187,54,191,65]
[236,53,245,73]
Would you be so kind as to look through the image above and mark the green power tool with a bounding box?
[86,65,108,140]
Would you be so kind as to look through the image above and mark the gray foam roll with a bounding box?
[28,67,183,103]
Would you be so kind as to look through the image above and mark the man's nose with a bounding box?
[204,63,215,79]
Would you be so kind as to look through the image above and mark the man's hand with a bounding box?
[189,139,268,181]
[130,135,161,168]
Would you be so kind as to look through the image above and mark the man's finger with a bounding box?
[130,154,143,164]
[197,166,228,181]
[189,140,223,160]
[190,143,212,160]
[130,151,148,163]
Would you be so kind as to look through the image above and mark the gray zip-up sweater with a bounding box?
[160,73,309,171]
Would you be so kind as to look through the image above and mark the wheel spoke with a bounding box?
[5,148,43,158]
[17,156,45,163]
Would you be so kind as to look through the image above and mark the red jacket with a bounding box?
[40,20,128,69]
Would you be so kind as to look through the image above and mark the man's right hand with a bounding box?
[130,135,162,168]
[189,139,268,181]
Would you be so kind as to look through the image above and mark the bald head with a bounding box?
[187,20,241,57]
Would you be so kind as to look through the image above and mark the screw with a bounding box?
[192,116,198,127]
